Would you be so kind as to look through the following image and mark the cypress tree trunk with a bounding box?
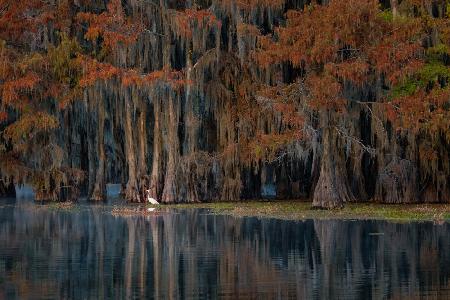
[185,44,195,154]
[161,94,179,203]
[137,104,147,176]
[90,93,106,201]
[312,126,354,209]
[148,99,163,200]
[137,102,149,200]
[87,91,96,198]
[160,6,178,203]
[124,93,140,202]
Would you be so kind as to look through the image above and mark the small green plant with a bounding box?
[378,10,393,22]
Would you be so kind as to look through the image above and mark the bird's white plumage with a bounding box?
[148,197,159,205]
[146,189,160,205]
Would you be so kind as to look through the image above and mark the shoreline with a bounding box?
[157,201,450,222]
[4,198,450,222]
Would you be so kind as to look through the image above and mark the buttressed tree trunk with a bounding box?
[161,93,179,203]
[149,98,163,200]
[312,126,354,209]
[160,4,178,204]
[87,91,96,198]
[137,101,149,199]
[91,90,106,201]
[124,91,140,202]
[185,45,195,154]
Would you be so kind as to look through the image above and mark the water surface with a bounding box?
[0,198,449,299]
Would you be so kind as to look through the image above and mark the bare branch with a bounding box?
[334,126,376,156]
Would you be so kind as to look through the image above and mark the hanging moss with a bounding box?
[1,0,449,205]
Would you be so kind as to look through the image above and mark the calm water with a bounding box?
[0,199,449,299]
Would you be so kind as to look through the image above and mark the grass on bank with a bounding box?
[25,199,450,222]
[46,201,79,211]
[156,201,450,222]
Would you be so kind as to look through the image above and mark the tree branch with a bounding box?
[334,126,376,156]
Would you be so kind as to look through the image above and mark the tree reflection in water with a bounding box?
[0,200,449,299]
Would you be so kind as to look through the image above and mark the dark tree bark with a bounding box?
[90,90,106,201]
[160,6,178,204]
[162,94,179,203]
[87,93,96,198]
[137,101,150,200]
[312,127,354,209]
[124,92,140,202]
[148,99,163,200]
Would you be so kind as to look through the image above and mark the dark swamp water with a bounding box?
[0,198,450,299]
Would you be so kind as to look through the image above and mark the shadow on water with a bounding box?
[0,198,449,299]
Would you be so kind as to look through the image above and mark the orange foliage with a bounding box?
[252,0,429,118]
[0,111,7,122]
[174,8,221,38]
[77,56,121,87]
[389,88,450,135]
[325,59,370,86]
[219,0,284,11]
[0,0,72,41]
[256,0,422,73]
[76,0,142,49]
[3,112,59,142]
[78,56,185,89]
[0,0,83,174]
[0,0,42,41]
[245,130,302,163]
[1,73,40,107]
[237,23,261,37]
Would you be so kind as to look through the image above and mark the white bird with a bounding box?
[148,197,159,205]
[147,207,156,212]
[146,189,160,205]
